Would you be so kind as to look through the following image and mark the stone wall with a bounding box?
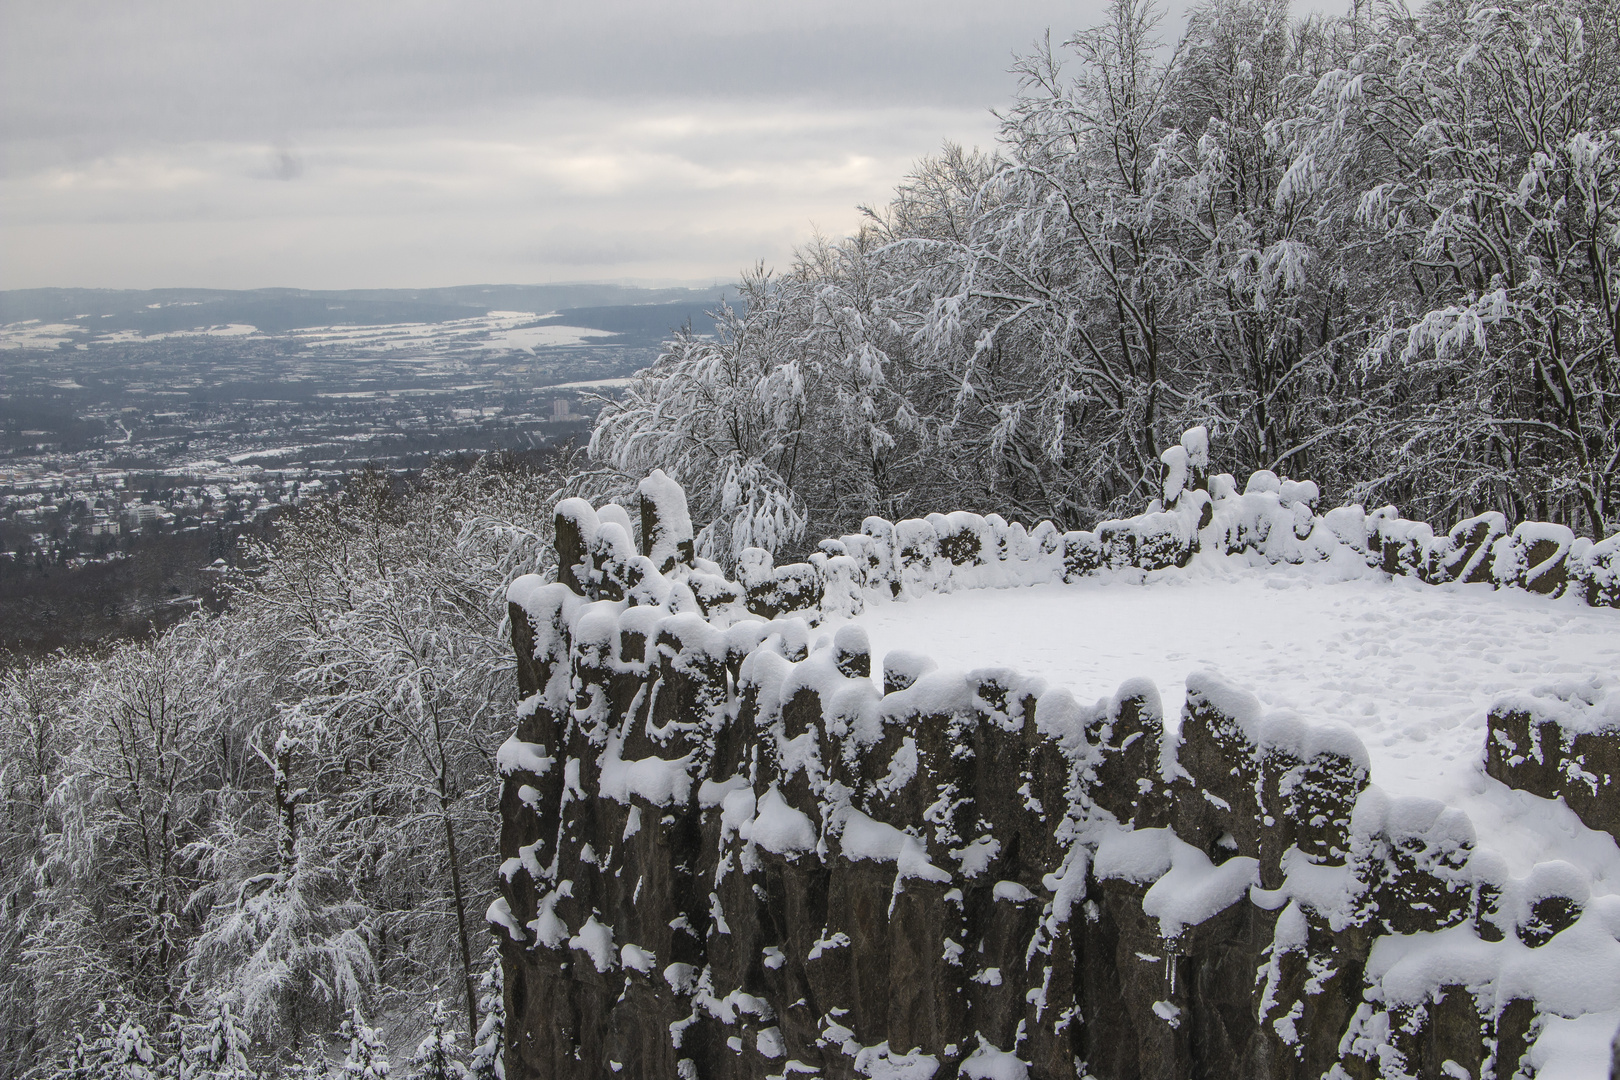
[491,447,1620,1080]
[1486,688,1620,846]
[639,429,1619,625]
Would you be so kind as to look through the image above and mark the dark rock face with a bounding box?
[492,463,1617,1080]
[1485,688,1620,845]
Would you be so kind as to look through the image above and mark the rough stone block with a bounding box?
[1434,512,1507,584]
[1356,795,1475,936]
[1062,530,1103,581]
[1486,691,1620,845]
[1090,680,1167,828]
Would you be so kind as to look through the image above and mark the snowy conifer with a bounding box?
[465,961,503,1080]
[280,1050,331,1080]
[52,1028,102,1080]
[337,1007,390,1080]
[102,1018,161,1080]
[185,1001,255,1080]
[405,1002,464,1080]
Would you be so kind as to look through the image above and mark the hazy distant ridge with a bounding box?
[0,283,736,337]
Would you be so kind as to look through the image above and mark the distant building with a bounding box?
[125,503,165,528]
[553,398,572,421]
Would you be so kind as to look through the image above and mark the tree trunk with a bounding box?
[275,744,297,875]
[441,802,479,1039]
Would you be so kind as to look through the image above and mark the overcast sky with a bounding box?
[1,0,1330,291]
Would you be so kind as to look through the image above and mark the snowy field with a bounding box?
[0,310,621,353]
[828,561,1620,873]
[835,565,1605,774]
[824,559,1620,1075]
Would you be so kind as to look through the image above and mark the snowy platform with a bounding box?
[828,562,1620,880]
[511,461,1620,1078]
[823,561,1620,1075]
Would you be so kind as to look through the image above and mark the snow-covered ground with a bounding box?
[487,322,619,351]
[827,560,1620,874]
[0,309,619,353]
[823,558,1620,1075]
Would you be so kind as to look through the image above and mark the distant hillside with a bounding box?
[0,283,738,339]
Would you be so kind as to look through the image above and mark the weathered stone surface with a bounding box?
[1576,535,1620,607]
[639,471,696,573]
[1062,530,1103,581]
[497,593,1519,1079]
[1486,690,1620,845]
[1376,515,1434,578]
[1089,681,1166,828]
[1496,524,1576,597]
[1434,512,1508,584]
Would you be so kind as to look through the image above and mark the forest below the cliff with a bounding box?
[3,0,1618,1075]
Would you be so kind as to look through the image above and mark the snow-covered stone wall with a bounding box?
[619,430,1619,625]
[491,438,1620,1080]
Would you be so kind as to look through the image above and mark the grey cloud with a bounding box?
[3,1,1084,152]
[272,149,303,181]
[5,0,1335,289]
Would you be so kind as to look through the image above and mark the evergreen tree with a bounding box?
[465,958,503,1080]
[280,1049,331,1080]
[101,1018,161,1080]
[337,1007,390,1080]
[405,1002,464,1080]
[185,1001,255,1080]
[51,1028,104,1080]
